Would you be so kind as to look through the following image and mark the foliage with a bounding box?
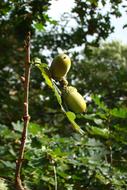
[69,41,127,107]
[0,95,127,189]
[0,0,53,125]
[38,0,126,53]
[0,178,8,190]
[0,0,127,125]
[0,40,127,125]
[1,60,127,189]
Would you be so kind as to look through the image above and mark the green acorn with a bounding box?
[62,86,87,113]
[49,53,71,81]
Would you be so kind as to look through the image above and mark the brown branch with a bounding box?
[15,32,31,190]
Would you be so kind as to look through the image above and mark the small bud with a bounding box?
[21,76,25,83]
[24,102,27,107]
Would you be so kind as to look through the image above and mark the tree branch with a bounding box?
[15,32,31,190]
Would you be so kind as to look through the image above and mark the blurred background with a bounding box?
[0,0,127,189]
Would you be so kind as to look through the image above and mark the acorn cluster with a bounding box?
[49,53,86,113]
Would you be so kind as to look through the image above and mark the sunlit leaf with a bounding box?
[94,118,103,125]
[36,63,53,89]
[34,23,45,31]
[95,172,109,184]
[65,111,85,135]
[52,82,62,107]
[12,121,23,132]
[86,126,110,139]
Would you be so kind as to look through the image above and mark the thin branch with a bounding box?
[15,32,31,190]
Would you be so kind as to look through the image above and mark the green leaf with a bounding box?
[77,113,96,120]
[29,123,42,135]
[36,63,53,89]
[34,23,45,31]
[52,82,62,107]
[66,111,76,120]
[0,178,8,190]
[86,126,109,139]
[77,114,103,125]
[12,121,23,132]
[65,111,85,135]
[36,62,64,109]
[88,0,98,6]
[0,160,15,169]
[110,107,127,118]
[33,57,42,65]
[94,118,103,125]
[92,94,108,111]
[43,14,58,25]
[95,172,109,184]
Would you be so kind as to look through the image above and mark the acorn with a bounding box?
[62,86,86,113]
[49,53,71,81]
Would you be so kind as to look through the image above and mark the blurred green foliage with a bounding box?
[0,99,127,189]
[0,0,127,189]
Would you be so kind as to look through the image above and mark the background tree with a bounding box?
[39,0,126,53]
[0,0,127,125]
[0,0,52,124]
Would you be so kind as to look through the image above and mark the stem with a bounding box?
[15,32,31,190]
[53,165,57,190]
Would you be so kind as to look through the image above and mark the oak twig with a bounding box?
[15,32,31,190]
